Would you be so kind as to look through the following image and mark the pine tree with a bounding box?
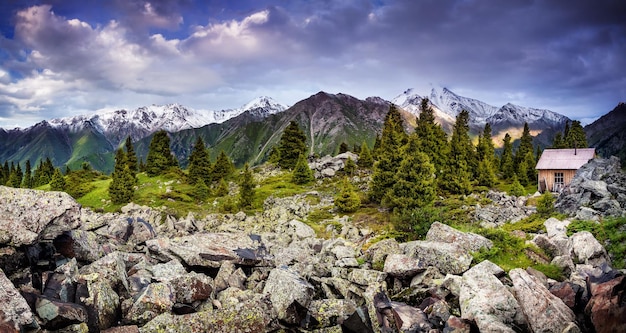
[50,168,66,191]
[292,154,314,185]
[211,151,234,182]
[109,149,135,204]
[125,136,138,173]
[441,110,473,194]
[215,178,229,197]
[278,121,307,169]
[369,105,407,203]
[509,175,525,197]
[476,157,498,187]
[523,150,537,185]
[565,120,587,148]
[193,178,210,201]
[188,137,212,185]
[146,130,178,177]
[338,142,349,154]
[268,146,281,164]
[515,123,534,169]
[343,157,356,176]
[414,98,449,176]
[0,160,5,186]
[357,141,374,168]
[238,163,255,209]
[7,168,20,188]
[334,178,361,213]
[10,163,23,188]
[21,160,32,188]
[476,123,497,187]
[500,133,515,179]
[552,132,565,148]
[383,136,436,210]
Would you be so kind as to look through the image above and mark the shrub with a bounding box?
[536,192,555,216]
[334,178,361,213]
[391,206,442,241]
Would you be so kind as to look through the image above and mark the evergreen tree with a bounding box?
[211,151,234,182]
[414,98,449,176]
[125,136,138,173]
[50,168,66,191]
[268,146,281,164]
[188,137,212,185]
[238,163,255,209]
[565,120,587,148]
[343,157,356,176]
[372,134,382,160]
[383,136,436,210]
[517,158,529,186]
[11,164,23,188]
[7,168,20,187]
[21,160,32,188]
[0,160,5,186]
[109,149,135,204]
[509,175,525,197]
[357,141,374,168]
[552,132,565,148]
[352,143,361,154]
[334,178,361,213]
[476,157,498,187]
[278,121,307,169]
[523,150,537,185]
[215,178,229,197]
[369,105,407,202]
[3,161,10,184]
[65,165,71,175]
[440,110,473,194]
[500,133,515,179]
[292,154,314,185]
[338,142,349,154]
[476,123,497,187]
[146,130,178,177]
[515,123,534,169]
[193,178,210,201]
[536,192,555,217]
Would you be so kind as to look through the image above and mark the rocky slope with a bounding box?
[585,102,626,165]
[1,183,624,332]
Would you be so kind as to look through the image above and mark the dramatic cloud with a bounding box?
[0,0,624,128]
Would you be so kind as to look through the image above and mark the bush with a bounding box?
[508,177,525,196]
[334,178,361,213]
[391,206,442,241]
[536,192,555,216]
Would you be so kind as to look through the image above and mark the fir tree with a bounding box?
[383,135,436,210]
[357,141,374,168]
[477,123,496,165]
[268,146,281,164]
[523,150,537,185]
[352,143,361,154]
[125,136,138,173]
[0,160,5,186]
[476,157,498,187]
[343,157,356,176]
[193,178,210,202]
[21,160,32,188]
[441,110,473,194]
[414,98,449,176]
[536,192,555,217]
[369,105,407,202]
[292,154,314,185]
[108,148,135,204]
[215,178,229,197]
[508,175,525,196]
[278,121,307,169]
[238,163,255,209]
[552,132,565,148]
[10,163,23,188]
[7,168,20,187]
[515,123,534,168]
[50,168,66,191]
[334,178,361,213]
[211,151,234,182]
[500,133,515,179]
[338,142,349,154]
[565,120,587,148]
[188,137,212,185]
[146,130,178,177]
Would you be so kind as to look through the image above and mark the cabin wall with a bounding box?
[537,169,577,192]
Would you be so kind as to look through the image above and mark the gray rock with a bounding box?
[383,254,425,278]
[366,239,402,270]
[80,278,120,331]
[288,219,317,239]
[544,217,570,239]
[510,268,579,333]
[36,297,88,330]
[460,260,526,332]
[551,255,575,278]
[309,299,357,328]
[125,282,174,325]
[570,231,609,267]
[70,229,106,263]
[0,268,35,330]
[425,222,493,252]
[169,272,213,304]
[409,266,444,288]
[263,266,315,324]
[0,186,81,247]
[404,241,472,275]
[347,269,387,286]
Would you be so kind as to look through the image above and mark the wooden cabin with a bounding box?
[535,148,595,193]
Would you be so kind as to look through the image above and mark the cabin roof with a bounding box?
[535,148,595,170]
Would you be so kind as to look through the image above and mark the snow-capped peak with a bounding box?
[241,96,287,112]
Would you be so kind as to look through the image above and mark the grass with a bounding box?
[567,217,626,269]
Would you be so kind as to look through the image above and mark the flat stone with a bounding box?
[383,254,425,278]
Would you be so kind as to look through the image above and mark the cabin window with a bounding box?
[554,172,564,185]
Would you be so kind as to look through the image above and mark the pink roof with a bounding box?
[535,148,595,170]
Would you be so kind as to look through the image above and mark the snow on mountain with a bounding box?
[486,103,568,126]
[47,97,287,144]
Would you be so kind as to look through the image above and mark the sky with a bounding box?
[0,0,624,129]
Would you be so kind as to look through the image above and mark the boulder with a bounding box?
[69,230,106,263]
[585,275,626,333]
[460,261,525,332]
[36,297,88,330]
[80,278,120,331]
[544,217,570,239]
[169,272,213,304]
[404,241,472,275]
[365,238,402,270]
[263,266,315,324]
[0,268,35,331]
[347,269,387,286]
[570,231,609,267]
[549,281,584,310]
[308,299,357,328]
[509,268,579,333]
[288,219,317,239]
[125,282,174,325]
[425,222,493,252]
[383,254,425,278]
[0,186,81,247]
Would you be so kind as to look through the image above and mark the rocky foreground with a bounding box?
[1,177,625,332]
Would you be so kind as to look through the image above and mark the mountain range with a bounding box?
[0,87,621,174]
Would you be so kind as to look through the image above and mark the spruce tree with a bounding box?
[334,178,361,213]
[9,163,23,188]
[357,141,374,168]
[109,149,135,204]
[476,157,498,187]
[0,160,4,186]
[125,136,138,173]
[7,169,20,187]
[238,163,255,209]
[515,123,534,170]
[215,178,229,197]
[509,175,525,197]
[414,98,449,176]
[476,123,497,187]
[193,178,210,201]
[500,133,515,179]
[50,168,66,191]
[552,132,565,148]
[523,150,537,185]
[188,137,212,185]
[343,157,356,176]
[440,110,473,194]
[278,121,307,169]
[339,142,349,154]
[211,151,234,182]
[383,135,436,210]
[292,154,314,185]
[369,105,407,203]
[146,130,178,177]
[565,120,587,148]
[268,146,281,164]
[21,160,32,188]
